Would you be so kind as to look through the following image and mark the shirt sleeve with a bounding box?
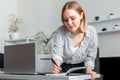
[52,27,64,64]
[84,27,98,69]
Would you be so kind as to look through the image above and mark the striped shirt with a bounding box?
[52,25,98,69]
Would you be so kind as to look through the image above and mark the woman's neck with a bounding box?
[71,29,85,48]
[71,28,83,36]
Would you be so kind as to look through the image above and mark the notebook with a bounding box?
[46,67,86,76]
[4,43,52,74]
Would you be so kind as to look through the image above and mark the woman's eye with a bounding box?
[71,17,75,20]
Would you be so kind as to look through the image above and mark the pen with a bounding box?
[51,59,59,67]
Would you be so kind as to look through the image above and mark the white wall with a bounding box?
[0,0,120,55]
[89,18,120,57]
[17,0,69,38]
[0,0,17,53]
[17,0,120,37]
[79,0,120,22]
[98,32,120,57]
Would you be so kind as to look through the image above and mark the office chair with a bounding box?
[0,53,4,70]
[94,48,100,73]
[94,48,103,80]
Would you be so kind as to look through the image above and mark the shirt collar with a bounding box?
[85,25,90,38]
[65,25,90,38]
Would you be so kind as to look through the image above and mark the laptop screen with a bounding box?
[4,43,36,74]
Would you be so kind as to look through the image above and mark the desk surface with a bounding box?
[0,71,101,80]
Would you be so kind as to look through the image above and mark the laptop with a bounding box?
[4,43,52,74]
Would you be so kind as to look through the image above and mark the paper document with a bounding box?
[46,67,86,76]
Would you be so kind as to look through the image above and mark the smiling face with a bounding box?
[63,9,83,33]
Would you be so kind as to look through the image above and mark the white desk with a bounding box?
[0,72,101,80]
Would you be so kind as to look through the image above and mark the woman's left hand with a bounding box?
[86,67,97,80]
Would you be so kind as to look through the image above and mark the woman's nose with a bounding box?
[68,19,72,25]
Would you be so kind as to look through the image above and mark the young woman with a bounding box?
[52,1,98,80]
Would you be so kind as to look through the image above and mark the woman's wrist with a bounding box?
[86,66,92,74]
[54,59,61,66]
[52,59,62,74]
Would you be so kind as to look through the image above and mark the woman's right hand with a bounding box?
[52,60,62,74]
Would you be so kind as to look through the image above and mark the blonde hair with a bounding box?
[61,1,87,33]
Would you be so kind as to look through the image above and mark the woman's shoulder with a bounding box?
[86,25,97,37]
[87,25,96,30]
[87,25,96,32]
[55,25,67,34]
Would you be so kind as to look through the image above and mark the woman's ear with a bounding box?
[80,12,83,19]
